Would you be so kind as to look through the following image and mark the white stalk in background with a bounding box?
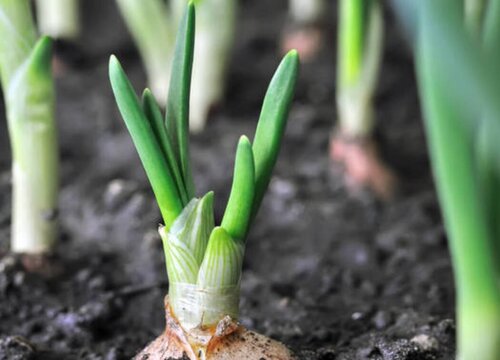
[289,0,325,25]
[35,0,80,40]
[172,0,237,132]
[0,0,58,253]
[116,0,175,105]
[337,0,383,138]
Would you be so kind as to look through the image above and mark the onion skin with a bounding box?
[134,298,296,360]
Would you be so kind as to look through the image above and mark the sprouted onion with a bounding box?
[110,3,299,359]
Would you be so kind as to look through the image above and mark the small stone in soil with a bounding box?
[314,347,336,360]
[0,336,36,360]
[410,334,439,352]
[372,310,393,329]
[104,179,137,210]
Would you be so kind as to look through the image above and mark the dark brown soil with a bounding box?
[0,0,456,359]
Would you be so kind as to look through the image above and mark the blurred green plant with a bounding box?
[110,0,298,336]
[115,0,174,105]
[0,0,58,254]
[336,0,382,139]
[331,0,397,199]
[35,0,80,40]
[465,0,486,35]
[393,0,500,358]
[116,0,235,132]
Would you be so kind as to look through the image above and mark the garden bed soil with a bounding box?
[0,0,455,359]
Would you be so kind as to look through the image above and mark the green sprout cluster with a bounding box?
[110,3,299,329]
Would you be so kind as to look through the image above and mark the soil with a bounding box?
[0,0,456,359]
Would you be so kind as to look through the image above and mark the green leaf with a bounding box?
[251,50,299,219]
[197,226,244,288]
[475,119,500,265]
[397,1,500,125]
[142,88,189,205]
[176,192,214,266]
[5,32,58,254]
[25,36,53,83]
[160,224,199,284]
[165,2,195,199]
[416,1,500,356]
[109,55,183,228]
[0,0,38,86]
[417,10,494,295]
[390,0,418,42]
[163,192,214,281]
[221,136,255,240]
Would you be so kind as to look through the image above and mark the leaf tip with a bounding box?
[109,54,118,65]
[238,135,252,147]
[109,55,121,77]
[29,36,54,73]
[286,49,299,60]
[201,191,214,208]
[142,88,154,102]
[38,35,53,50]
[285,49,300,67]
[211,226,230,241]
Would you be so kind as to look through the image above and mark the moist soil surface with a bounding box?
[0,1,456,359]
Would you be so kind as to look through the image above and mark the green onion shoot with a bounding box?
[35,0,80,40]
[171,0,237,133]
[336,0,382,140]
[331,0,396,198]
[404,0,500,358]
[110,3,299,359]
[0,0,59,254]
